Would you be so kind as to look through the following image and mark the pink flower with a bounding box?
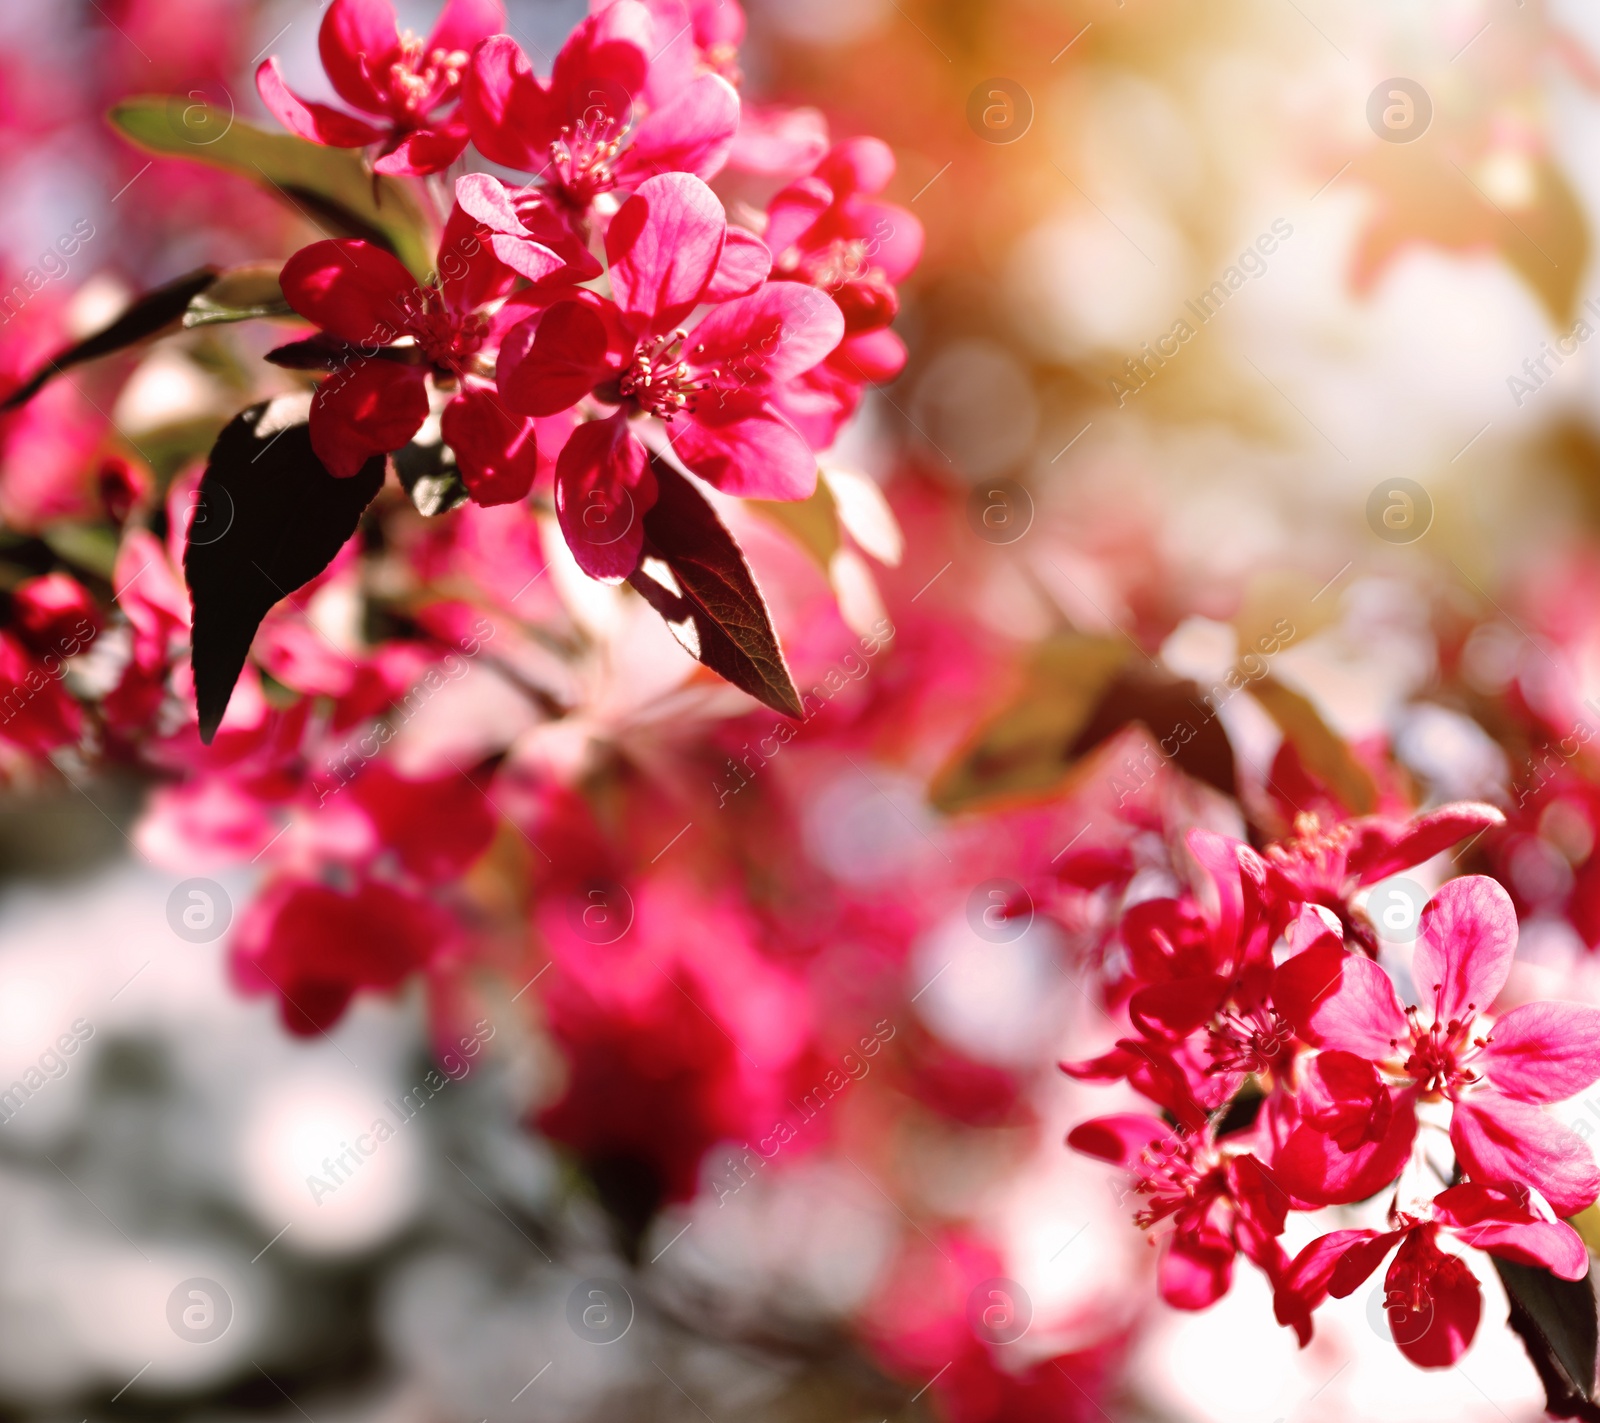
[1275,1181,1588,1366]
[1068,1114,1288,1310]
[462,2,738,214]
[231,875,457,1035]
[1260,802,1503,949]
[276,175,579,491]
[256,0,504,175]
[1274,874,1600,1214]
[498,172,844,578]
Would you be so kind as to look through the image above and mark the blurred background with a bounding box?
[5,0,1600,1419]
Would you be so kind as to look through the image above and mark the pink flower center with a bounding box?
[618,330,715,421]
[396,288,486,376]
[1397,1003,1486,1097]
[1131,1135,1216,1230]
[548,110,629,208]
[385,31,469,118]
[783,237,872,292]
[1206,1004,1293,1077]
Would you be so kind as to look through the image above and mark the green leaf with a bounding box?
[1251,675,1377,815]
[185,396,386,742]
[930,635,1131,813]
[41,523,119,580]
[629,457,802,718]
[1494,1257,1600,1420]
[1,267,218,411]
[931,637,1242,813]
[393,434,469,517]
[183,263,293,328]
[108,97,434,279]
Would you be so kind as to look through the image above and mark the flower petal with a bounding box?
[1065,1113,1170,1166]
[1272,1084,1417,1206]
[1383,1230,1481,1369]
[309,359,427,478]
[441,389,538,507]
[426,0,505,57]
[690,282,844,385]
[1451,1092,1600,1216]
[1275,1229,1377,1345]
[671,407,817,500]
[1482,1000,1600,1103]
[319,0,401,117]
[1160,1233,1235,1310]
[1433,1182,1591,1280]
[499,299,616,418]
[1273,942,1408,1058]
[280,239,419,348]
[1127,975,1227,1040]
[615,73,740,184]
[255,59,384,147]
[554,413,655,581]
[764,176,833,258]
[605,173,726,329]
[372,125,469,176]
[461,35,555,170]
[703,227,772,303]
[1350,802,1505,885]
[1412,875,1517,1024]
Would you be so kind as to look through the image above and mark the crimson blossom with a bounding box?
[273,174,588,495]
[1276,875,1600,1216]
[497,171,845,578]
[257,0,504,175]
[1276,1182,1589,1366]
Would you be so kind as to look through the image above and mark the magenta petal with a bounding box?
[1065,1113,1170,1166]
[462,35,554,170]
[853,197,925,283]
[1326,1228,1405,1299]
[703,228,772,302]
[442,389,537,507]
[1412,875,1517,1025]
[605,173,726,329]
[548,0,651,125]
[764,176,833,257]
[1275,1229,1375,1343]
[1433,1183,1591,1280]
[372,125,469,176]
[499,301,614,417]
[1160,1233,1235,1310]
[833,327,906,383]
[437,199,517,313]
[818,136,897,198]
[671,409,817,500]
[1451,1092,1600,1216]
[426,0,505,56]
[1482,1000,1600,1102]
[1272,1085,1417,1206]
[554,414,654,581]
[255,60,384,147]
[319,0,401,117]
[729,103,829,179]
[1351,802,1505,884]
[1273,943,1408,1058]
[453,172,523,233]
[1385,1231,1481,1369]
[309,360,427,478]
[1127,975,1227,1040]
[280,239,419,348]
[690,283,844,385]
[616,73,740,185]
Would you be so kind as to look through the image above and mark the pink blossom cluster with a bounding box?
[1064,801,1600,1368]
[256,0,918,578]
